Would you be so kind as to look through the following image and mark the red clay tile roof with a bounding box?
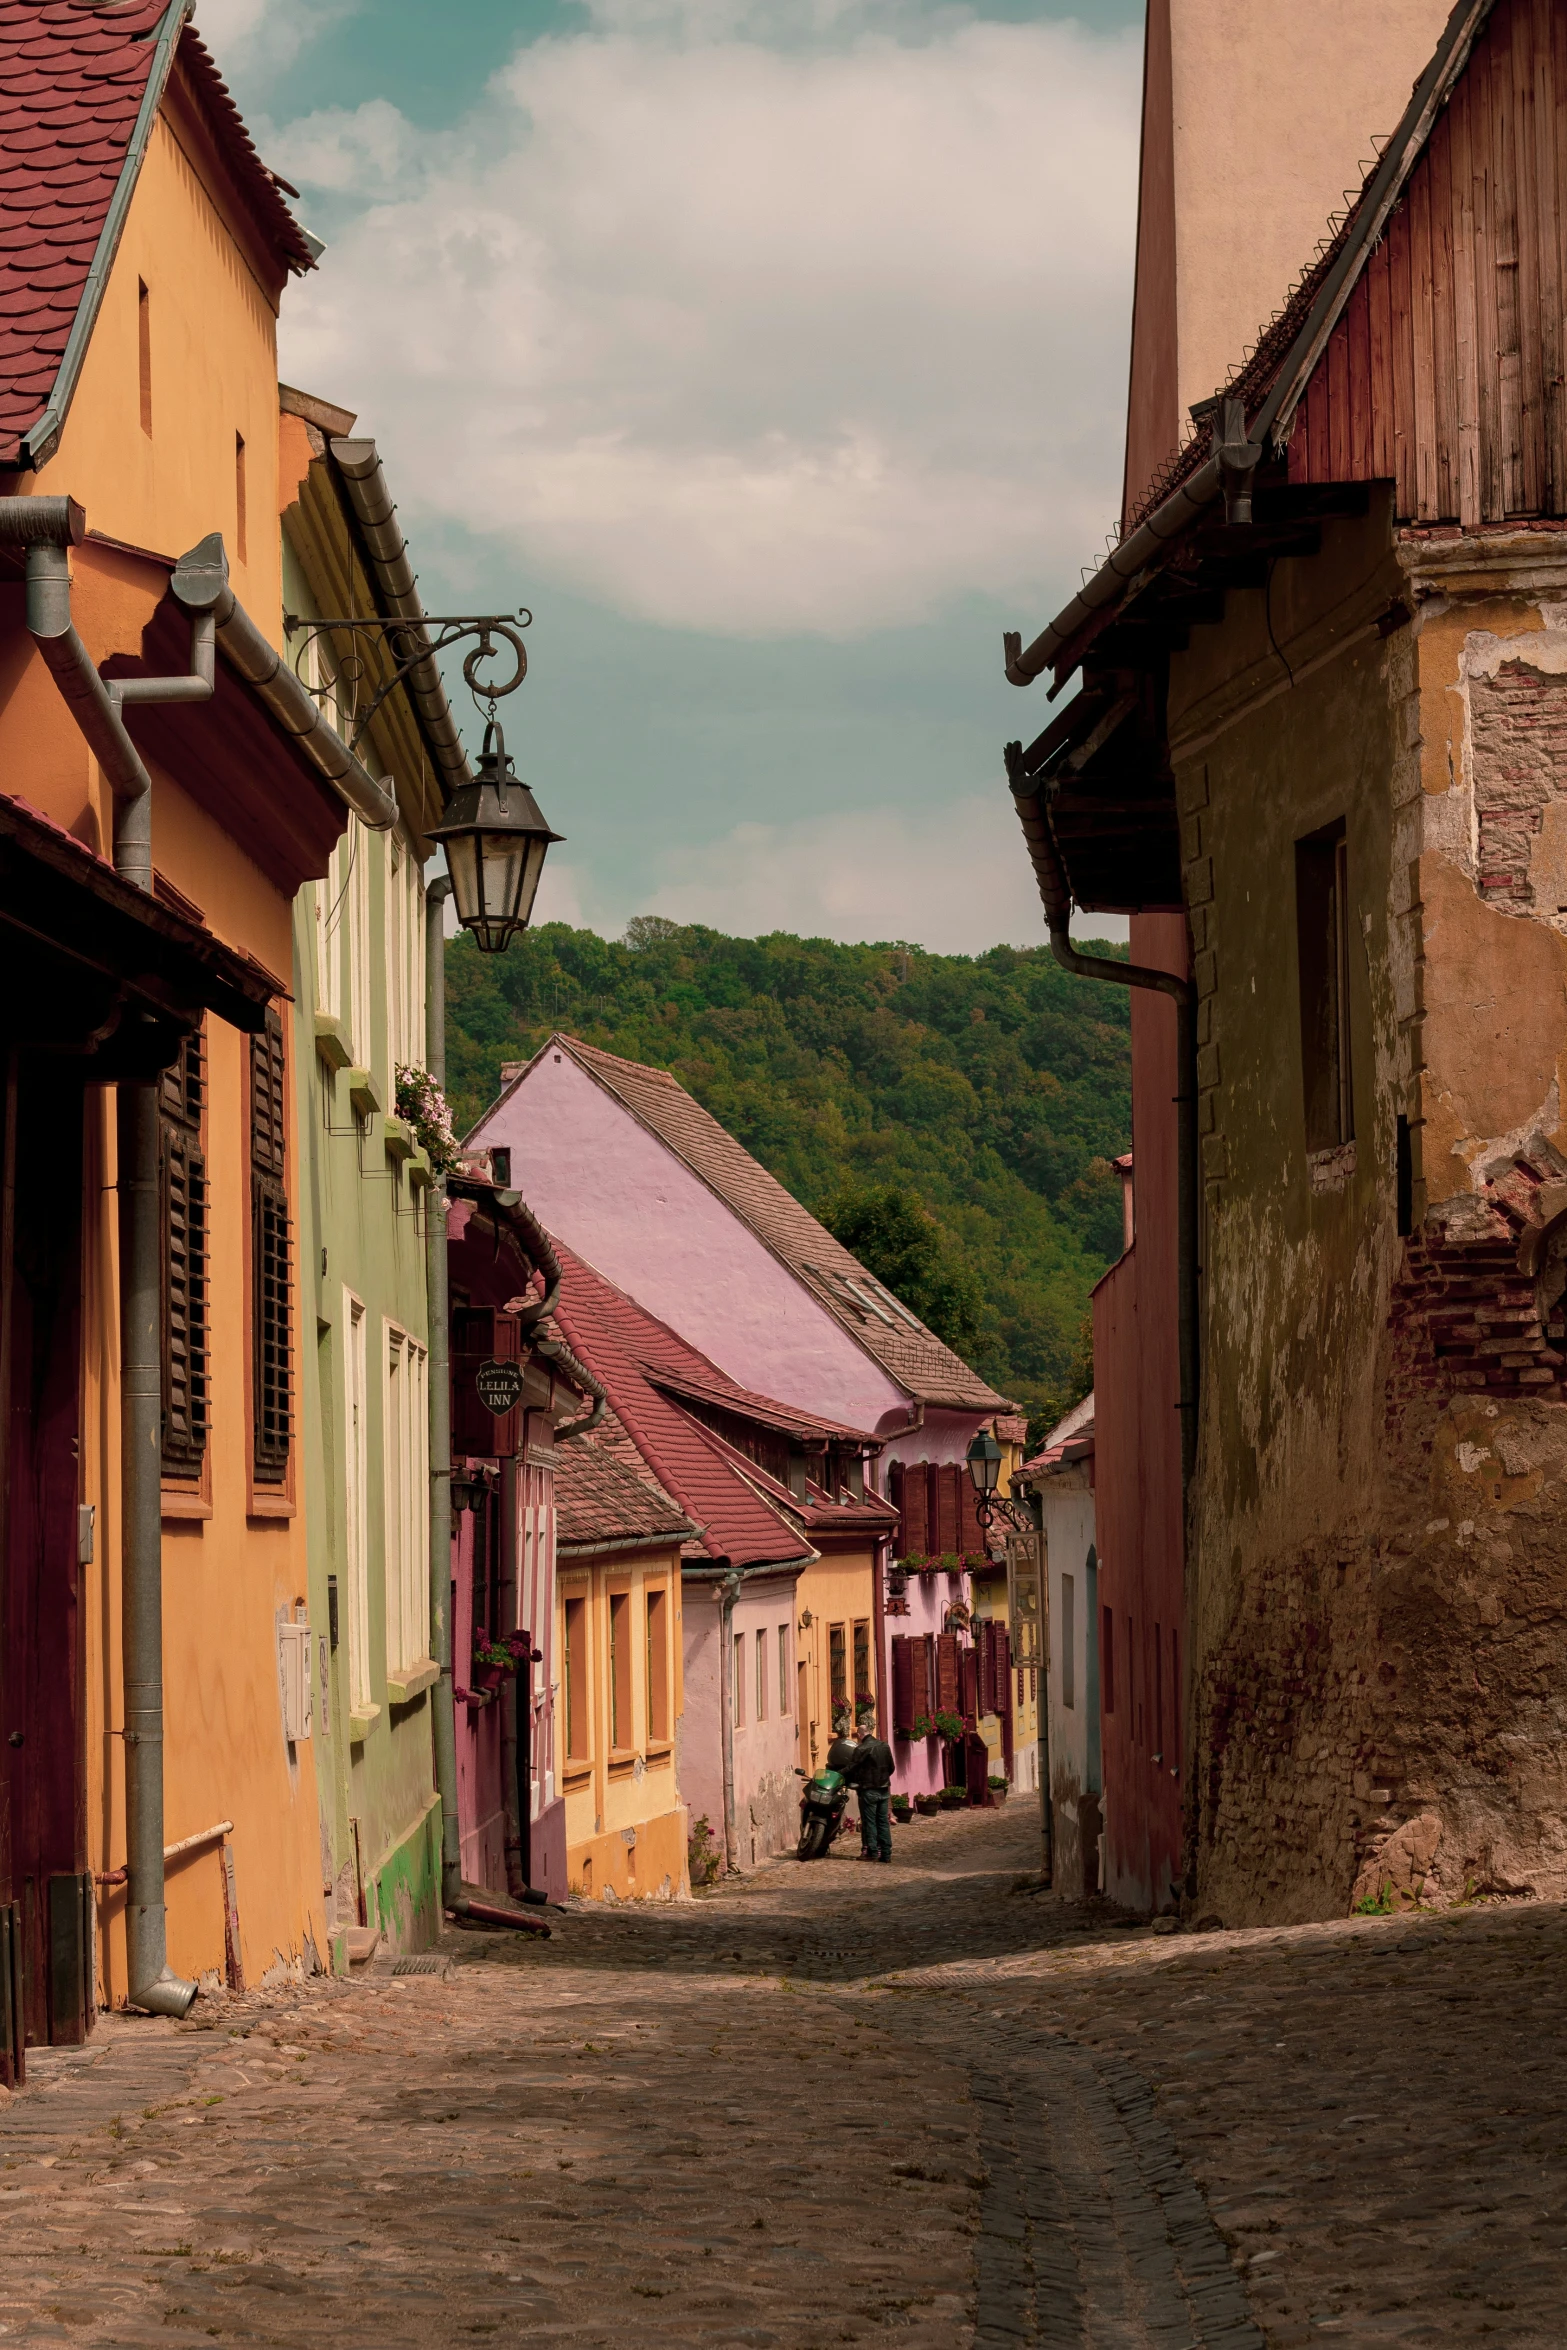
[1016,1390,1095,1478]
[554,1424,695,1554]
[0,3,312,467]
[552,1243,818,1574]
[527,1035,1009,1414]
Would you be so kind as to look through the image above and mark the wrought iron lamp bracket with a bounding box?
[282,609,531,752]
[975,1494,1035,1539]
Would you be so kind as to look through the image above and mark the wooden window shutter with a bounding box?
[902,1460,927,1557]
[250,1009,292,1484]
[160,1026,207,1479]
[922,1632,937,1716]
[960,1643,979,1726]
[959,1470,984,1560]
[891,1635,915,1735]
[935,1464,960,1555]
[977,1622,994,1717]
[936,1631,960,1714]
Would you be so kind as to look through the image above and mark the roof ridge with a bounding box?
[540,1034,1009,1413]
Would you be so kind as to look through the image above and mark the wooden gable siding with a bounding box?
[1290,0,1567,524]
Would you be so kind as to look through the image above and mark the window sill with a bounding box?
[313,1012,353,1071]
[406,1145,433,1190]
[386,1658,439,1704]
[383,1114,416,1164]
[247,1489,295,1521]
[348,1705,381,1741]
[643,1742,673,1767]
[563,1762,593,1787]
[346,1067,382,1120]
[161,1487,212,1522]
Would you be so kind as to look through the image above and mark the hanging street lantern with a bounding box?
[965,1427,1002,1497]
[427,719,562,954]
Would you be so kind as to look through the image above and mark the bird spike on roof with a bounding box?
[504,1033,1010,1415]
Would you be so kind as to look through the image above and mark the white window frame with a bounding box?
[383,1320,430,1675]
[343,1292,370,1714]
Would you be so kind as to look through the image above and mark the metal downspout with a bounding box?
[1008,746,1200,1905]
[719,1571,741,1875]
[499,1454,523,1899]
[425,876,461,1912]
[1006,747,1198,1486]
[0,495,203,2017]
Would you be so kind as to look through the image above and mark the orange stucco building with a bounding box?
[0,3,393,2055]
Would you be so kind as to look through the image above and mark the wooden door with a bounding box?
[0,1059,89,2048]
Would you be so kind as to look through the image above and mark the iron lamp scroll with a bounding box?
[965,1428,1031,1538]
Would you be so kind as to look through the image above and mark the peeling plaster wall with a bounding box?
[1167,508,1567,1925]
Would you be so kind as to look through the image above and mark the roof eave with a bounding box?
[1001,0,1498,694]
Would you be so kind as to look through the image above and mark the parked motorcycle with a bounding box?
[795,1765,850,1860]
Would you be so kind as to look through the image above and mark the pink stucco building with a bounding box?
[468,1036,1015,1807]
[550,1239,897,1871]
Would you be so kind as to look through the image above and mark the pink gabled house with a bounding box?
[467,1035,1013,1803]
[550,1240,898,1869]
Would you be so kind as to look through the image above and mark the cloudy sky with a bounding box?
[203,0,1144,951]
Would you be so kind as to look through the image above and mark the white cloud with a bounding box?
[273,14,1139,638]
[195,0,354,76]
[524,794,1123,954]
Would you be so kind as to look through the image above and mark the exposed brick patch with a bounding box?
[1470,658,1567,908]
[1387,1158,1567,1426]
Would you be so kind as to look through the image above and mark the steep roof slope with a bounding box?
[0,0,312,469]
[552,1243,824,1573]
[511,1033,1008,1414]
[554,1424,697,1554]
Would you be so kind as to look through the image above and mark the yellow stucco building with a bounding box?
[555,1433,694,1902]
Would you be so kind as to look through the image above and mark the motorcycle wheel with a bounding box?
[797,1817,828,1861]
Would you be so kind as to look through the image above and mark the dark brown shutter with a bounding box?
[160,1026,208,1479]
[960,1644,979,1726]
[977,1622,994,1716]
[250,1009,292,1484]
[959,1468,984,1560]
[922,1632,937,1716]
[901,1460,927,1557]
[936,1631,960,1714]
[451,1306,523,1459]
[935,1465,960,1555]
[891,1635,915,1735]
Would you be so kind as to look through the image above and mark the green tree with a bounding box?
[443,918,1131,1422]
[822,1183,983,1357]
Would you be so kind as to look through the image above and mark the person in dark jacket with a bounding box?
[845,1727,896,1862]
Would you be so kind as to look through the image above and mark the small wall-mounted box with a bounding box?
[279,1618,313,1744]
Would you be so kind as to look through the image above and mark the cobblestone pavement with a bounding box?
[0,1800,1562,2345]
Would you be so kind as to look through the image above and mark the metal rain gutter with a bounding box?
[1001,0,1496,691]
[328,438,472,797]
[169,533,398,831]
[19,1,193,474]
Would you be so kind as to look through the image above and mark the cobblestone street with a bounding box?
[1,1801,1562,2346]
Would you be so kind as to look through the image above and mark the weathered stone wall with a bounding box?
[1167,509,1567,1926]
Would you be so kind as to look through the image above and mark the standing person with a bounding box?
[846,1725,896,1863]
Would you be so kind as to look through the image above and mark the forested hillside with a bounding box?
[445,919,1131,1431]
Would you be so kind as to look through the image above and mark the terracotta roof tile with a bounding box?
[0,4,312,465]
[554,1422,695,1553]
[531,1035,1009,1414]
[552,1243,818,1575]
